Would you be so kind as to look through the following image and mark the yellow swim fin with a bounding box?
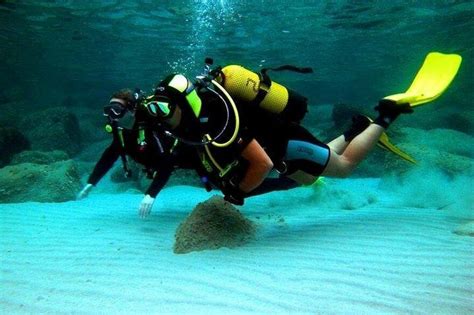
[383,52,462,107]
[377,132,416,164]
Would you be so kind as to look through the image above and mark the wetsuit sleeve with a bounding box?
[145,159,174,198]
[87,140,121,186]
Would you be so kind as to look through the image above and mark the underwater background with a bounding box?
[1,1,473,314]
[1,1,472,114]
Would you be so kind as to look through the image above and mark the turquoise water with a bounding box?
[1,2,473,314]
[1,1,472,110]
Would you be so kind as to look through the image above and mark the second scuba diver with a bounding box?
[77,89,204,218]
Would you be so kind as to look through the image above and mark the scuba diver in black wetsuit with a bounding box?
[77,89,203,217]
[140,59,420,206]
[140,74,275,206]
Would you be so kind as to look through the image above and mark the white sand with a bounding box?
[1,180,473,314]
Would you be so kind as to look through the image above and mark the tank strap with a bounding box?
[254,65,314,106]
[254,72,271,106]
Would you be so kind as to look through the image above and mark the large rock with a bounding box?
[0,126,30,168]
[20,107,82,156]
[351,127,474,177]
[174,196,256,254]
[384,143,473,176]
[71,106,110,145]
[0,160,82,203]
[10,150,69,165]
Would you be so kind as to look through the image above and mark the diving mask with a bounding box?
[103,101,127,119]
[144,96,175,118]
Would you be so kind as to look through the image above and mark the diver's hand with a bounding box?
[77,184,93,200]
[221,179,245,206]
[224,192,244,206]
[139,194,155,218]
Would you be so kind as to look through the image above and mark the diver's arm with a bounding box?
[87,141,121,186]
[144,167,173,198]
[77,141,120,200]
[139,161,174,218]
[238,139,274,193]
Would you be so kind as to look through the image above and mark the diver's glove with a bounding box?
[139,194,155,218]
[374,99,413,129]
[221,180,245,206]
[223,189,245,206]
[77,183,93,200]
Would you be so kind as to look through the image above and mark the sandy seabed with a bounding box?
[1,181,473,315]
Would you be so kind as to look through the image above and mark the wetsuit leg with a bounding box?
[284,125,331,185]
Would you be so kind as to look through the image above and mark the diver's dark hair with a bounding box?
[110,89,135,109]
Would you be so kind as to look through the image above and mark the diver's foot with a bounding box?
[343,114,372,142]
[374,99,413,129]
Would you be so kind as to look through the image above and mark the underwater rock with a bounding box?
[0,126,30,168]
[453,221,474,237]
[389,143,474,176]
[0,160,82,203]
[174,196,256,254]
[445,110,474,135]
[73,107,110,145]
[400,127,474,158]
[359,127,474,177]
[403,108,474,134]
[20,107,82,156]
[10,150,69,165]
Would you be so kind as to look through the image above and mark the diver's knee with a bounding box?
[322,155,356,178]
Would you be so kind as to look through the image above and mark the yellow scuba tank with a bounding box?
[219,65,311,123]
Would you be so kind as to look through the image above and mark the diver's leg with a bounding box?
[326,135,348,154]
[327,114,372,154]
[283,138,331,185]
[282,123,383,181]
[282,103,410,181]
[322,101,411,177]
[322,124,384,177]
